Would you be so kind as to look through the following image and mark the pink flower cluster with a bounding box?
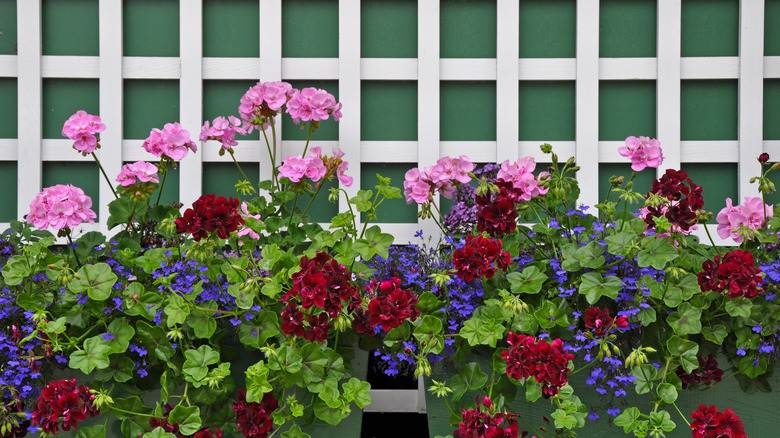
[238,81,295,133]
[28,185,97,231]
[403,156,475,204]
[286,87,342,125]
[618,136,664,172]
[142,122,198,161]
[200,116,246,150]
[115,161,160,187]
[61,110,106,154]
[278,147,353,186]
[495,157,549,201]
[716,197,774,243]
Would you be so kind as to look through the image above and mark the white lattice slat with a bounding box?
[179,0,204,208]
[41,56,99,78]
[259,0,282,184]
[0,55,16,77]
[339,0,361,216]
[122,57,181,79]
[657,0,682,174]
[497,0,520,163]
[738,0,765,200]
[360,59,418,80]
[575,0,600,208]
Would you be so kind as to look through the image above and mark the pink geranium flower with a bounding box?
[61,110,106,154]
[618,136,664,172]
[200,116,245,150]
[238,81,296,133]
[496,157,549,201]
[286,87,342,124]
[716,197,773,243]
[28,185,97,231]
[143,123,197,161]
[403,156,475,204]
[116,162,160,187]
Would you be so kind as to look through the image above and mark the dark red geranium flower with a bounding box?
[476,181,521,237]
[452,234,512,282]
[454,396,518,438]
[759,153,770,164]
[175,194,244,241]
[502,332,574,398]
[690,405,746,438]
[233,389,278,438]
[643,169,703,232]
[583,307,627,337]
[31,379,99,435]
[697,250,764,299]
[676,354,723,390]
[364,277,421,332]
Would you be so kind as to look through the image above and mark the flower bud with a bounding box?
[759,153,770,164]
[540,143,553,154]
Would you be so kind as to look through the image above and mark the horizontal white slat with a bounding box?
[763,140,780,156]
[0,55,17,77]
[41,139,83,161]
[518,141,576,162]
[280,140,341,158]
[0,139,18,160]
[360,58,418,80]
[122,140,160,161]
[42,56,99,78]
[123,57,181,79]
[372,223,419,244]
[281,58,339,80]
[598,58,657,80]
[680,140,738,162]
[518,58,576,80]
[365,389,424,413]
[439,59,496,80]
[680,57,739,79]
[440,141,496,162]
[200,140,264,162]
[691,223,731,246]
[202,58,261,80]
[765,56,780,78]
[598,141,626,162]
[361,141,418,162]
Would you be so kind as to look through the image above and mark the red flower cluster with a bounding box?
[31,379,99,434]
[502,332,574,398]
[280,253,360,342]
[454,396,518,438]
[232,389,278,438]
[675,354,723,390]
[697,250,764,299]
[643,169,703,232]
[175,194,245,241]
[354,278,420,333]
[147,404,222,438]
[453,234,512,282]
[690,405,746,438]
[583,307,628,337]
[476,181,521,236]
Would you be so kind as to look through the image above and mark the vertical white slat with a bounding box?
[418,0,441,242]
[576,0,600,208]
[99,0,123,235]
[738,0,764,200]
[496,0,519,163]
[16,0,42,220]
[339,0,361,216]
[656,0,682,174]
[259,0,282,184]
[179,0,203,207]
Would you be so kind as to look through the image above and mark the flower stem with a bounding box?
[155,161,169,207]
[91,152,118,198]
[261,126,277,187]
[671,402,691,427]
[300,123,314,158]
[66,232,82,269]
[229,149,256,194]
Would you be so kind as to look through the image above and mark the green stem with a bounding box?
[108,406,160,419]
[66,232,82,269]
[620,171,638,231]
[672,402,691,427]
[517,415,545,438]
[270,118,278,178]
[300,123,314,158]
[261,126,277,187]
[702,222,722,254]
[155,161,169,207]
[570,359,598,375]
[91,152,118,198]
[288,192,300,228]
[229,149,256,194]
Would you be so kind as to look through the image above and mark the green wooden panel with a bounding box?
[440,82,496,141]
[763,167,780,207]
[42,79,99,140]
[361,81,417,141]
[599,0,656,58]
[123,0,179,57]
[0,0,17,55]
[41,0,98,56]
[0,78,17,138]
[764,79,780,140]
[0,162,16,221]
[766,0,780,56]
[203,80,260,140]
[598,164,655,212]
[361,163,417,223]
[156,165,181,206]
[291,177,339,224]
[681,163,738,223]
[281,81,339,141]
[282,0,338,58]
[518,0,575,58]
[361,0,417,58]
[681,0,738,57]
[440,0,497,58]
[203,162,260,199]
[42,162,100,220]
[599,81,656,141]
[123,80,180,140]
[680,80,737,141]
[518,81,575,141]
[203,0,259,58]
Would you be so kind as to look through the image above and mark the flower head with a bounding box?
[143,122,197,160]
[496,157,548,201]
[697,250,764,299]
[200,116,245,150]
[232,389,277,438]
[31,379,99,434]
[502,332,574,398]
[62,110,106,154]
[716,197,773,243]
[116,161,160,187]
[27,185,97,231]
[175,194,244,241]
[690,405,746,438]
[618,136,664,171]
[452,234,511,282]
[285,87,342,125]
[238,81,295,133]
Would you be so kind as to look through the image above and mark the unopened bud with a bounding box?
[759,153,770,164]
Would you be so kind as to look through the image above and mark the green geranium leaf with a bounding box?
[343,378,372,409]
[239,312,280,349]
[614,407,642,433]
[666,336,699,373]
[187,308,218,339]
[352,226,394,260]
[68,263,118,301]
[281,425,310,438]
[702,324,728,345]
[460,317,505,348]
[112,396,152,420]
[143,428,177,438]
[246,361,273,402]
[228,283,256,310]
[313,397,350,426]
[739,356,768,378]
[574,242,607,269]
[269,344,304,374]
[168,406,201,436]
[164,293,190,327]
[94,353,135,383]
[135,320,175,362]
[69,336,112,374]
[507,266,548,294]
[649,410,676,432]
[105,319,135,354]
[533,300,569,329]
[16,292,46,312]
[183,345,220,384]
[318,376,341,408]
[76,425,107,438]
[637,237,679,270]
[656,383,678,403]
[579,271,623,304]
[134,248,168,274]
[667,303,702,336]
[605,231,638,256]
[416,291,445,314]
[636,307,657,326]
[259,244,282,271]
[725,297,753,318]
[631,364,657,395]
[2,255,34,286]
[383,323,411,346]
